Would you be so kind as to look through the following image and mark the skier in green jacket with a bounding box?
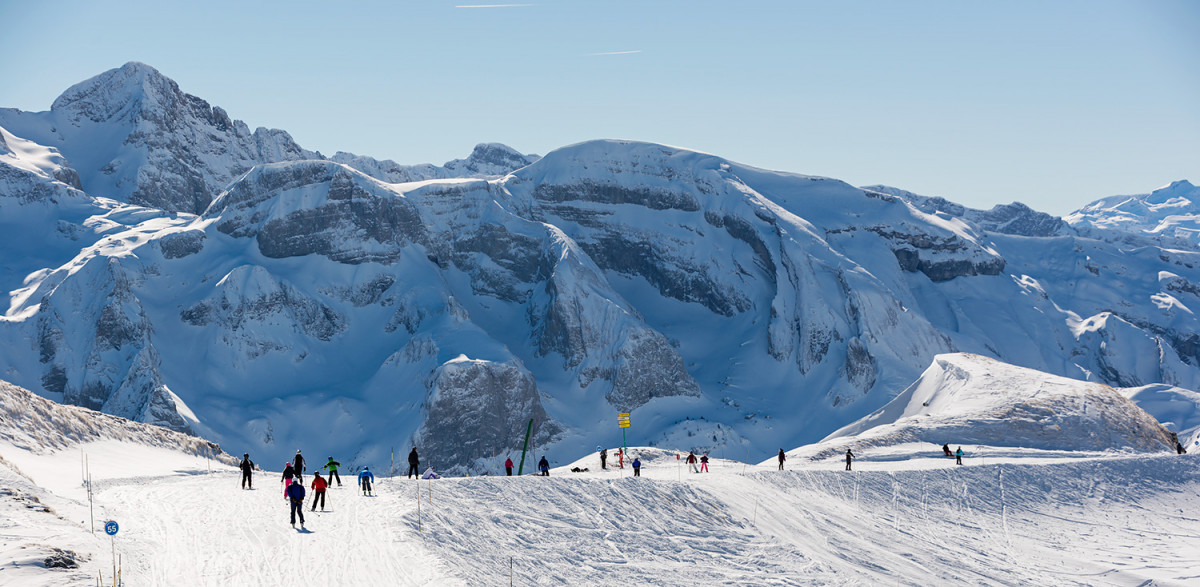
[324,457,342,486]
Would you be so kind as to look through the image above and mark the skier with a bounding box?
[240,453,254,489]
[778,449,786,471]
[700,453,709,473]
[632,457,641,477]
[359,466,375,496]
[504,457,514,476]
[845,449,855,471]
[282,462,297,499]
[942,443,952,457]
[617,449,624,469]
[286,476,306,529]
[1178,441,1188,455]
[293,450,306,484]
[955,447,964,465]
[686,451,698,473]
[538,456,550,476]
[323,457,342,486]
[311,472,328,511]
[407,447,420,479]
[600,448,608,470]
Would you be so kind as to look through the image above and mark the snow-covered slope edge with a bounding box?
[0,378,231,462]
[812,353,1174,458]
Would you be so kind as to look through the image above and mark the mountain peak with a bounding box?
[51,62,180,122]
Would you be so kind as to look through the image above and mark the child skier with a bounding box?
[359,466,375,496]
[538,456,550,476]
[505,457,514,476]
[955,447,964,465]
[282,462,296,500]
[311,472,329,511]
[632,457,641,477]
[323,457,342,486]
[700,454,709,472]
[286,478,306,529]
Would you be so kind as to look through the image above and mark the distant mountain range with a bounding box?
[1,62,1196,472]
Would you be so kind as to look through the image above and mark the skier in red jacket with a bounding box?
[504,457,514,476]
[311,472,329,511]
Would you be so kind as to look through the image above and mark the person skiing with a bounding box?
[778,449,786,471]
[700,454,710,473]
[943,443,952,457]
[600,448,608,470]
[285,476,306,529]
[632,457,641,477]
[293,450,306,484]
[323,457,342,486]
[845,449,855,471]
[538,456,550,476]
[955,447,964,465]
[359,466,375,496]
[504,457,514,476]
[282,462,296,499]
[240,453,254,489]
[311,472,329,511]
[407,447,420,479]
[686,451,698,473]
[617,449,624,469]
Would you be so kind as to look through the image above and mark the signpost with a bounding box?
[617,413,630,470]
[105,521,119,586]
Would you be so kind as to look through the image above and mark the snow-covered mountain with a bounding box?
[1,64,1198,474]
[1066,180,1200,247]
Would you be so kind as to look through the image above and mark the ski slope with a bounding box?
[4,440,1200,586]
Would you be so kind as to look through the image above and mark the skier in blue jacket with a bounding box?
[286,479,306,529]
[359,467,375,496]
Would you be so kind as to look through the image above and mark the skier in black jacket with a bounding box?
[293,450,306,483]
[778,449,786,471]
[282,462,297,501]
[408,447,420,479]
[845,449,855,471]
[240,453,254,489]
[538,456,550,476]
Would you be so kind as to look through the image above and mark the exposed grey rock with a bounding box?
[155,230,206,259]
[416,357,559,475]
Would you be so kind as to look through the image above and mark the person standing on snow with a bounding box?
[293,450,306,484]
[1177,441,1188,455]
[323,457,342,486]
[617,449,624,469]
[700,454,710,473]
[359,466,375,496]
[286,477,306,529]
[632,457,641,477]
[240,453,254,489]
[282,462,297,499]
[505,457,514,476]
[407,447,420,479]
[600,448,608,470]
[686,451,699,473]
[310,472,329,511]
[845,449,855,471]
[955,447,964,465]
[538,456,550,476]
[778,449,786,471]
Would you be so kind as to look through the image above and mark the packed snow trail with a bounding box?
[9,447,1200,585]
[99,473,458,586]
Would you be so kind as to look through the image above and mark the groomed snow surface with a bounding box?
[3,442,1199,586]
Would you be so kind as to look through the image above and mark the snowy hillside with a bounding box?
[809,353,1174,459]
[3,425,1199,585]
[2,63,1200,475]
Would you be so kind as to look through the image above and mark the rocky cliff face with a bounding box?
[1,65,1198,471]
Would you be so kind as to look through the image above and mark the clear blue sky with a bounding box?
[2,0,1197,214]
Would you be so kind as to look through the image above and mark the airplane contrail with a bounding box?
[586,50,642,56]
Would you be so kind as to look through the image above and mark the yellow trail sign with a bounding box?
[618,421,630,428]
